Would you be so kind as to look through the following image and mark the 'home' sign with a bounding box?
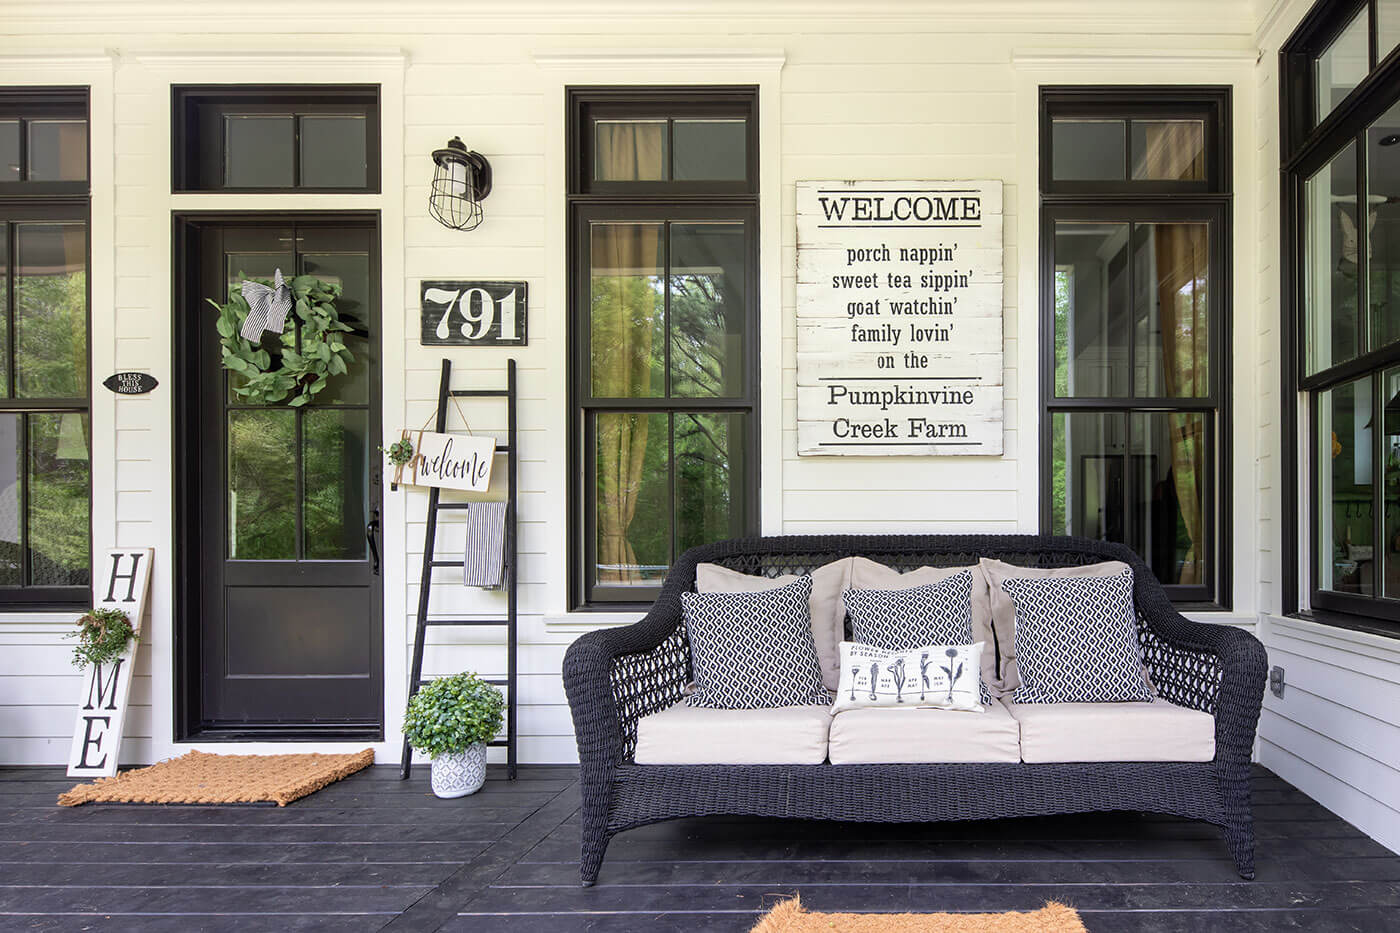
[67,548,153,778]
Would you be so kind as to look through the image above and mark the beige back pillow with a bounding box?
[847,557,1001,697]
[695,558,854,691]
[978,557,1133,695]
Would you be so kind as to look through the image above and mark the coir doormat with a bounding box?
[57,748,375,807]
[751,898,1087,933]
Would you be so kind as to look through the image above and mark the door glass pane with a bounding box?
[594,411,668,588]
[676,412,745,553]
[304,409,367,560]
[670,223,745,397]
[14,222,86,398]
[1053,222,1130,397]
[1050,411,1126,542]
[1317,9,1370,121]
[673,119,746,180]
[1381,0,1400,63]
[1130,120,1205,181]
[1130,411,1208,587]
[1134,223,1210,397]
[228,409,297,560]
[1051,120,1125,181]
[1317,376,1374,596]
[594,120,667,181]
[590,223,664,398]
[300,115,367,188]
[0,121,18,181]
[301,251,370,405]
[1305,140,1361,375]
[26,120,86,182]
[1383,367,1400,598]
[224,114,295,188]
[28,412,88,586]
[1368,103,1400,349]
[226,249,296,403]
[0,414,20,585]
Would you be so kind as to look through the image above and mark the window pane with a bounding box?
[670,223,745,397]
[673,119,746,180]
[304,409,367,560]
[0,414,19,586]
[1382,0,1400,63]
[1130,411,1208,587]
[14,222,87,398]
[1134,223,1210,397]
[1053,222,1130,397]
[1317,9,1370,121]
[594,120,667,181]
[0,121,18,181]
[26,120,86,182]
[28,412,89,587]
[299,114,367,188]
[1383,367,1400,598]
[226,248,296,404]
[1130,120,1205,181]
[676,412,745,553]
[300,251,370,405]
[1049,411,1127,541]
[228,409,297,560]
[595,411,668,588]
[224,114,295,188]
[1305,140,1361,375]
[1316,376,1374,596]
[1368,104,1400,349]
[590,222,664,398]
[1051,120,1125,181]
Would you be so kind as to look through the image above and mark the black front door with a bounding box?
[179,217,382,737]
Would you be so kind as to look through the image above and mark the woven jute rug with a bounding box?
[57,748,375,807]
[750,898,1087,933]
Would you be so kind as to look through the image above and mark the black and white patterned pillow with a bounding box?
[682,576,830,709]
[1001,569,1154,704]
[843,572,991,704]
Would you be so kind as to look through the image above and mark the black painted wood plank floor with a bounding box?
[0,764,1396,932]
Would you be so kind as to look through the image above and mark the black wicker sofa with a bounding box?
[562,534,1268,886]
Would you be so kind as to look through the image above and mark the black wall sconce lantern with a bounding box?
[429,136,492,231]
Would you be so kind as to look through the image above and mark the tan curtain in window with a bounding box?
[593,124,664,585]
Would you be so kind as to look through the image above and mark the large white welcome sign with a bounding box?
[796,180,1004,456]
[407,431,496,492]
[67,548,153,778]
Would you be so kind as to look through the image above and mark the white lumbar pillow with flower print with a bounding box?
[831,641,986,713]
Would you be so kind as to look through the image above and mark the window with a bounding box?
[0,88,90,608]
[1282,1,1400,632]
[568,87,759,606]
[1040,88,1231,607]
[172,86,379,192]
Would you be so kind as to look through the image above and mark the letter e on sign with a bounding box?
[67,548,153,778]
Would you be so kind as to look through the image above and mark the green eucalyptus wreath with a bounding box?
[206,274,355,407]
[67,608,135,670]
[402,672,505,759]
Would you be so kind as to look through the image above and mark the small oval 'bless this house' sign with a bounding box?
[103,372,159,395]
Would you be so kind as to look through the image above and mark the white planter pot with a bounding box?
[430,743,487,798]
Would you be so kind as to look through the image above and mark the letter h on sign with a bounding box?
[67,549,154,778]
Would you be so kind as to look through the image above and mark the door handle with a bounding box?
[367,510,381,576]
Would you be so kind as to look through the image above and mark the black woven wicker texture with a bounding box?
[563,534,1268,886]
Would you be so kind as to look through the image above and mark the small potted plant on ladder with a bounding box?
[402,672,505,798]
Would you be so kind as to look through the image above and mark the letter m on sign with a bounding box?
[67,548,153,778]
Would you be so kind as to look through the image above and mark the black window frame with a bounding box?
[1281,0,1400,636]
[172,85,381,194]
[1040,86,1233,610]
[0,86,92,610]
[567,85,760,609]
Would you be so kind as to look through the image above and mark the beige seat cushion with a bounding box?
[848,557,1001,697]
[634,703,833,765]
[828,699,1020,764]
[696,558,854,691]
[1008,700,1215,763]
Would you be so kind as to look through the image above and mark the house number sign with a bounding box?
[796,180,1004,456]
[420,280,527,346]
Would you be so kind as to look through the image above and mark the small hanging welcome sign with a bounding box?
[396,431,496,492]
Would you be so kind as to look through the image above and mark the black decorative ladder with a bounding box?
[400,358,518,780]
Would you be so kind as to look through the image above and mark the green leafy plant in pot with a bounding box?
[403,672,504,798]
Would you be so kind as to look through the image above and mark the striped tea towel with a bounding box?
[463,501,507,588]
